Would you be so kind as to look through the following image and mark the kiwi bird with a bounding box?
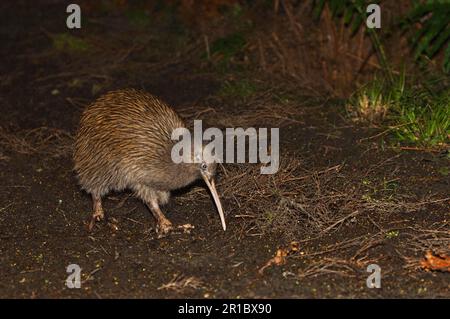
[73,89,226,234]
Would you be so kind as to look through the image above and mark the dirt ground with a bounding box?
[0,2,448,298]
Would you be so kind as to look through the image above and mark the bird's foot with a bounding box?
[88,209,105,231]
[156,219,174,238]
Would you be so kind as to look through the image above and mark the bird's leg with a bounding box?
[148,199,173,236]
[135,186,173,236]
[88,194,104,231]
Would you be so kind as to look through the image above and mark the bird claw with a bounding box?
[156,220,174,238]
[87,211,105,231]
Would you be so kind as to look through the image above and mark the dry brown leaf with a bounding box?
[420,251,450,272]
[258,241,299,275]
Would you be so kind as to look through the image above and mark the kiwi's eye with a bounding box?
[201,162,208,170]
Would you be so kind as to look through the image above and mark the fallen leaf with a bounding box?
[258,241,299,275]
[420,251,450,272]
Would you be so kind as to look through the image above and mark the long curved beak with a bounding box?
[201,173,226,231]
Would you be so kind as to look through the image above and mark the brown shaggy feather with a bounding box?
[74,89,200,204]
[74,89,226,233]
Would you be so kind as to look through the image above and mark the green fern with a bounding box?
[313,0,370,35]
[401,0,450,73]
[313,0,450,74]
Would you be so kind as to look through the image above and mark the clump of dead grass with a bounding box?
[0,126,74,158]
[247,1,376,97]
[400,223,450,271]
[187,151,448,244]
[218,156,347,238]
[179,91,303,128]
[157,274,206,293]
[347,88,389,124]
[243,1,413,98]
[202,151,450,278]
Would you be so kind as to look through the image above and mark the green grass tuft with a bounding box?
[52,33,89,53]
[348,73,449,148]
[347,78,390,123]
[392,88,450,147]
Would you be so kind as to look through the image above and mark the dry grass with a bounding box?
[217,154,438,239]
[217,155,349,238]
[347,92,389,124]
[183,150,449,255]
[157,274,206,292]
[245,1,411,97]
[201,150,448,278]
[179,89,304,128]
[400,224,450,271]
[296,257,358,278]
[247,1,374,97]
[0,126,73,158]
